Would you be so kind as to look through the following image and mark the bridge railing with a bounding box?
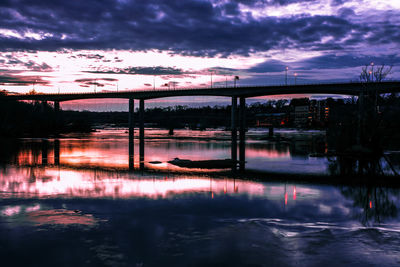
[9,80,400,96]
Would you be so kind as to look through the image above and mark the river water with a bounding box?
[1,128,400,266]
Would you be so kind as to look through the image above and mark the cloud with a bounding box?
[24,60,53,71]
[75,77,118,88]
[299,54,400,70]
[0,74,50,86]
[1,55,53,71]
[245,54,400,74]
[76,54,104,60]
[85,66,185,75]
[0,0,397,57]
[248,60,288,73]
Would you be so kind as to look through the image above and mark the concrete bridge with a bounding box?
[3,81,400,101]
[2,81,400,171]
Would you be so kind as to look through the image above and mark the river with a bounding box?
[0,128,399,266]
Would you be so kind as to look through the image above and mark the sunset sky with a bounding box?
[1,0,399,110]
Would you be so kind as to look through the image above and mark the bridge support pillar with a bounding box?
[54,139,60,166]
[231,96,237,171]
[54,101,60,113]
[357,92,365,145]
[41,139,48,165]
[139,99,145,170]
[54,101,60,135]
[239,97,246,172]
[129,98,134,170]
[41,101,47,113]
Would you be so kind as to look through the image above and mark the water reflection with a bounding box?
[341,186,399,226]
[0,166,302,199]
[1,129,400,266]
[2,128,331,175]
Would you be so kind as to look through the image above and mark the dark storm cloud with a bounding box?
[0,0,398,56]
[85,66,185,75]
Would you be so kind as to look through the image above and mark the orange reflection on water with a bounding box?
[60,146,129,169]
[27,209,98,226]
[246,149,290,159]
[0,167,268,199]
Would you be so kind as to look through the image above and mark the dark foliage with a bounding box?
[0,99,92,137]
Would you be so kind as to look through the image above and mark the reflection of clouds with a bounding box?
[0,167,267,199]
[1,204,41,217]
[0,167,327,207]
[1,205,21,216]
[246,149,290,159]
[11,129,329,175]
[27,209,98,226]
[1,203,99,226]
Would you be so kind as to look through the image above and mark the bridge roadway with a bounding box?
[3,81,400,172]
[2,81,400,101]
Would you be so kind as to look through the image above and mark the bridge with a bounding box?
[2,81,400,171]
[3,81,400,101]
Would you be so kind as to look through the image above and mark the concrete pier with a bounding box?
[231,96,237,171]
[41,139,48,165]
[54,101,60,135]
[239,97,246,171]
[139,98,145,170]
[129,98,134,170]
[54,139,60,166]
[54,101,60,113]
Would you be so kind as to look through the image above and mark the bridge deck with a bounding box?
[2,82,400,102]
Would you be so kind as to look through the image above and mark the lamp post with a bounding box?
[209,69,214,88]
[234,75,239,88]
[153,66,156,90]
[285,66,288,85]
[294,73,298,85]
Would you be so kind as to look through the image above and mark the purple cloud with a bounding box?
[0,0,397,58]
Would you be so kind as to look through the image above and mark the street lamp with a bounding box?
[285,66,288,85]
[153,66,156,90]
[294,73,298,85]
[234,76,239,88]
[209,69,214,88]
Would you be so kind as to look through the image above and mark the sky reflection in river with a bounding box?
[1,128,400,266]
[12,128,329,174]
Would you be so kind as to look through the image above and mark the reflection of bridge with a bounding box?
[3,81,400,171]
